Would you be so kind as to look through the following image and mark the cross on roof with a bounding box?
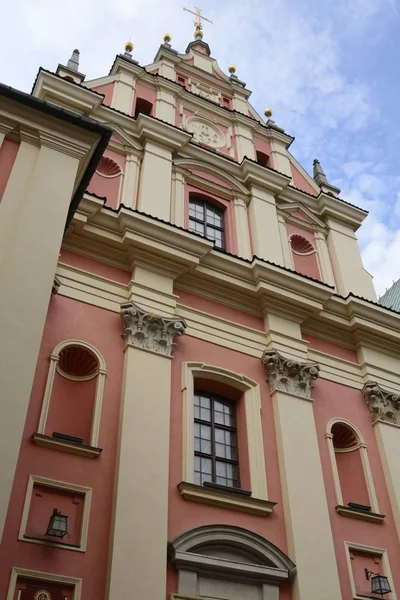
[183,6,213,32]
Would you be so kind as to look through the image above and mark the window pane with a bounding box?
[200,407,211,421]
[201,457,212,474]
[201,439,212,453]
[200,396,210,409]
[189,219,204,235]
[200,424,211,440]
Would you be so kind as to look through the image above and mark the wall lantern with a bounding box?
[365,569,392,596]
[46,508,68,539]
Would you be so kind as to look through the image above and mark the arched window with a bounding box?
[194,391,239,488]
[189,196,225,249]
[326,419,383,522]
[34,341,106,456]
[168,525,295,599]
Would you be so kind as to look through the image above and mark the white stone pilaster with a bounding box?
[277,214,293,269]
[262,349,342,600]
[155,88,176,124]
[248,186,284,265]
[120,153,140,209]
[137,140,173,221]
[314,230,336,288]
[111,72,136,115]
[171,169,186,227]
[233,197,252,260]
[269,139,292,179]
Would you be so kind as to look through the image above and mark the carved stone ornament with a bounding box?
[362,381,400,425]
[120,302,187,357]
[262,349,320,399]
[185,117,225,149]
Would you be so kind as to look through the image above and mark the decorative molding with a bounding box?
[120,301,187,356]
[96,155,122,177]
[31,433,102,458]
[336,505,385,524]
[289,233,315,255]
[6,567,82,600]
[362,381,400,425]
[262,349,320,399]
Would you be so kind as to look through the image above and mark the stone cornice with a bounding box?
[318,192,368,230]
[262,349,320,399]
[120,301,187,356]
[136,113,192,150]
[362,381,400,426]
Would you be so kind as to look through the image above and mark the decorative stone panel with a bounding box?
[262,349,320,399]
[120,302,187,356]
[185,117,225,149]
[362,381,400,425]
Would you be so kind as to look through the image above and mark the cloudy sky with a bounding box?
[1,0,399,296]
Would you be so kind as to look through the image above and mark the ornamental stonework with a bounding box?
[262,349,320,399]
[185,117,225,149]
[362,381,400,425]
[120,302,187,356]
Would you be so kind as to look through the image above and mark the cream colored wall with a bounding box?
[233,198,252,260]
[248,186,284,264]
[111,72,136,114]
[155,88,176,124]
[374,422,400,539]
[269,139,292,178]
[0,140,82,541]
[234,123,256,162]
[107,346,173,600]
[327,218,376,300]
[120,153,140,208]
[137,140,173,220]
[272,388,342,600]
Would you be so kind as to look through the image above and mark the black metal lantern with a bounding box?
[46,508,68,539]
[365,569,392,596]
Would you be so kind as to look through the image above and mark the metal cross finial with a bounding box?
[183,6,213,32]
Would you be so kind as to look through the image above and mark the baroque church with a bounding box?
[0,9,399,600]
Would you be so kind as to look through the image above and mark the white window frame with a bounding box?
[181,361,268,500]
[7,567,82,600]
[344,541,397,600]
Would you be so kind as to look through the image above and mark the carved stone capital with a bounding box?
[262,349,320,399]
[362,381,400,425]
[120,302,187,357]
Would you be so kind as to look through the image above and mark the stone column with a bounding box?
[362,381,400,540]
[262,350,342,600]
[107,302,186,600]
[233,197,252,260]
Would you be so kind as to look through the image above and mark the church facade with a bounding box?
[0,19,400,600]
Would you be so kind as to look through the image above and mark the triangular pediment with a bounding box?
[279,202,326,229]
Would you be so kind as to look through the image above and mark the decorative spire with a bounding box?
[66,49,80,72]
[120,302,187,357]
[56,48,85,84]
[262,349,320,399]
[183,6,213,40]
[313,158,341,197]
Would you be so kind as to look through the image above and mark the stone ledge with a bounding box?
[178,482,276,516]
[336,505,385,524]
[32,433,102,458]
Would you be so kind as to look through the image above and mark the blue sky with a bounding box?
[1,0,399,295]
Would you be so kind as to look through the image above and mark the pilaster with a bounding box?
[248,186,284,264]
[314,230,336,288]
[107,301,186,600]
[277,213,293,269]
[155,87,176,124]
[234,122,256,162]
[171,168,186,227]
[120,153,140,209]
[362,381,400,540]
[269,139,292,179]
[233,197,252,260]
[111,71,136,115]
[262,349,342,600]
[137,140,173,220]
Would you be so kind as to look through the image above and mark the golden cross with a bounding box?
[183,6,213,32]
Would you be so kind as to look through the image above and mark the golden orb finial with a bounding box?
[264,107,273,118]
[194,26,203,39]
[124,40,134,53]
[228,65,236,75]
[163,32,172,43]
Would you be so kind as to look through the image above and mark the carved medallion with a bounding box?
[186,117,225,149]
[33,591,51,600]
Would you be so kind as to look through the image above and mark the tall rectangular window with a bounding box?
[194,391,239,488]
[189,197,225,249]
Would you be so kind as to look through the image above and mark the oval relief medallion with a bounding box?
[186,117,225,149]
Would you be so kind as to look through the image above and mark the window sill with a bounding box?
[178,482,276,516]
[31,433,102,459]
[20,534,84,552]
[336,505,385,524]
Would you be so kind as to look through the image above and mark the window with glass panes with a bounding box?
[189,197,225,249]
[194,391,239,488]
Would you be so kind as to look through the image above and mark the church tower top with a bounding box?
[183,6,213,56]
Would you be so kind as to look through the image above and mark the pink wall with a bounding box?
[303,333,358,363]
[132,83,157,116]
[91,83,114,106]
[335,449,370,506]
[254,136,272,165]
[168,332,290,598]
[290,164,318,196]
[0,138,20,203]
[0,295,124,600]
[87,148,125,209]
[286,223,321,280]
[313,378,400,599]
[59,250,131,284]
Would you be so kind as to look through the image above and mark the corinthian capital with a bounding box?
[120,302,187,357]
[262,349,320,399]
[362,381,400,425]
